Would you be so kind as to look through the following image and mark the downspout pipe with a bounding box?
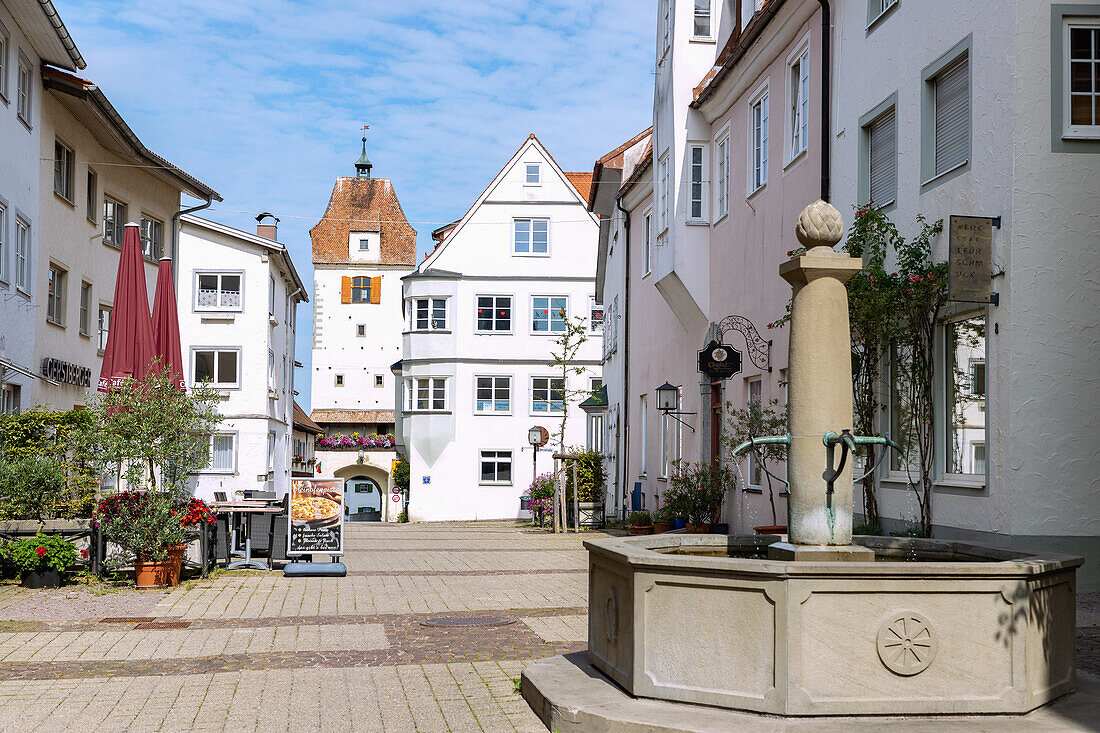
[615,195,631,520]
[171,196,213,290]
[817,0,832,203]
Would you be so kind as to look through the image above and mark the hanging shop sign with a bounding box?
[41,357,91,387]
[948,216,996,303]
[698,340,742,381]
[288,478,344,556]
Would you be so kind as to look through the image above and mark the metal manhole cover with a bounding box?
[133,621,191,630]
[419,615,516,628]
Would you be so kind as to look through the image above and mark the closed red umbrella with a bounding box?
[97,223,156,392]
[151,256,185,391]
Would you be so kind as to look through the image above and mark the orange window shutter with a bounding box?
[370,276,381,304]
[341,276,351,304]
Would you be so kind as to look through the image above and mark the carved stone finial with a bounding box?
[795,200,844,250]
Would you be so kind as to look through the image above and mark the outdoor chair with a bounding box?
[250,495,290,567]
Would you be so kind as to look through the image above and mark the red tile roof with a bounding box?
[293,401,323,434]
[310,177,416,266]
[310,409,395,425]
[564,172,594,198]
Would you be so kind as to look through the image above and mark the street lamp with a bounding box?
[655,381,696,432]
[528,425,545,489]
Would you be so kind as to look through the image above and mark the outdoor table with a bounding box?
[211,502,284,570]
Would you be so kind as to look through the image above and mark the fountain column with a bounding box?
[774,201,867,553]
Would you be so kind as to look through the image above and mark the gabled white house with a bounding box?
[399,135,602,521]
[178,214,306,501]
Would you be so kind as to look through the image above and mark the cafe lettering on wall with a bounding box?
[948,215,995,303]
[41,357,91,387]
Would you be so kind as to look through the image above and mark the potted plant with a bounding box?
[563,449,606,528]
[665,462,734,534]
[6,533,79,588]
[626,510,653,535]
[95,491,189,587]
[524,472,556,527]
[653,504,676,534]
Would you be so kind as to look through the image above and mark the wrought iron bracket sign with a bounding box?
[716,315,771,371]
[698,340,742,381]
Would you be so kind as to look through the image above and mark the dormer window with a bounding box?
[349,231,380,260]
[525,163,541,185]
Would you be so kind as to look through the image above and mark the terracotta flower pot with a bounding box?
[753,525,788,535]
[21,569,62,589]
[628,525,655,536]
[685,523,710,534]
[653,520,675,534]
[134,543,186,588]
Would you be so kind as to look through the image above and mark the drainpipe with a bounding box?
[171,196,214,290]
[817,0,832,202]
[615,195,631,520]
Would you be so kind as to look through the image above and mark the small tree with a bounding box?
[80,362,222,500]
[722,398,788,525]
[547,311,591,453]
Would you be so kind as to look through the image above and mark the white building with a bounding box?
[308,144,414,521]
[31,65,219,412]
[0,0,84,411]
[399,135,602,522]
[831,0,1100,588]
[177,214,306,501]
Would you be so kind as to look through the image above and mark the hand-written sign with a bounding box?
[949,216,994,303]
[288,479,344,556]
[698,340,742,381]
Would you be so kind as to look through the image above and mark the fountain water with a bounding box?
[523,201,1083,723]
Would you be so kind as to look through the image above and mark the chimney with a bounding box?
[256,212,279,240]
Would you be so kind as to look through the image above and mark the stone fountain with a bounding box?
[522,201,1083,726]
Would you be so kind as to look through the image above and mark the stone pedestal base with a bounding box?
[766,541,875,562]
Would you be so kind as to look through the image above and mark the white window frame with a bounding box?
[713,126,730,222]
[693,0,713,40]
[660,0,671,59]
[197,433,237,474]
[531,295,568,335]
[0,203,7,284]
[786,37,810,166]
[512,217,550,256]
[405,377,448,413]
[687,144,707,223]
[640,394,648,476]
[657,151,670,233]
[589,296,604,334]
[474,375,512,415]
[642,208,653,275]
[531,376,566,415]
[0,20,9,103]
[86,169,97,223]
[54,140,74,202]
[356,323,366,337]
[79,281,91,336]
[748,80,770,195]
[267,431,276,473]
[524,163,541,185]
[1063,17,1100,139]
[102,196,127,248]
[16,51,31,127]
[374,374,384,387]
[479,450,513,486]
[868,0,900,30]
[408,297,448,331]
[46,264,65,326]
[475,294,513,333]
[14,216,29,292]
[268,275,276,317]
[140,216,164,262]
[191,347,241,390]
[97,305,111,353]
[747,379,763,487]
[194,271,244,312]
[943,313,987,481]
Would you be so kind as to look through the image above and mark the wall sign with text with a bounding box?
[948,216,996,303]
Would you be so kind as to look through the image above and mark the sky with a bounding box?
[59,0,655,410]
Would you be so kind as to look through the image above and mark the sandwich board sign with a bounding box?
[288,478,344,556]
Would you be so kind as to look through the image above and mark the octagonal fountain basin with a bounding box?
[585,533,1082,717]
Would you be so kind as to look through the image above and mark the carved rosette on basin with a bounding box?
[877,611,936,676]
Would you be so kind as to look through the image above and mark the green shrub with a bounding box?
[7,534,79,576]
[393,459,410,492]
[889,524,928,538]
[626,510,652,527]
[853,523,884,536]
[663,461,735,525]
[0,408,98,519]
[397,508,409,523]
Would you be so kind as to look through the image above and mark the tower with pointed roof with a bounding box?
[308,141,416,520]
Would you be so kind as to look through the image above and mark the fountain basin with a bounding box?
[585,533,1082,716]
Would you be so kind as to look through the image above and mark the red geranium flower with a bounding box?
[36,547,47,557]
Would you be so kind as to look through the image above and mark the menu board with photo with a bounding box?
[288,479,344,556]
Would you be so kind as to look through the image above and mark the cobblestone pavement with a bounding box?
[0,521,596,732]
[0,525,1094,732]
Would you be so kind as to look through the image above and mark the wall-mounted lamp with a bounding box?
[655,381,696,432]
